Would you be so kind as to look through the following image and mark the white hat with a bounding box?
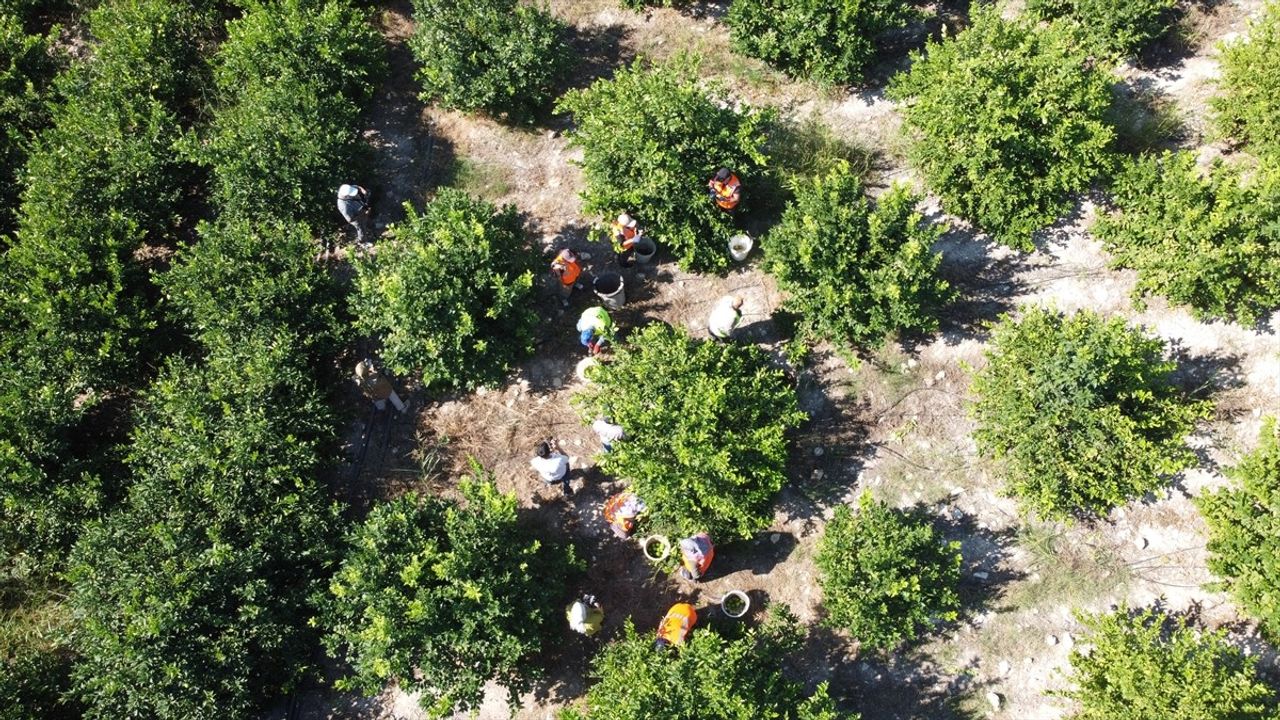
[338,184,361,199]
[617,213,636,228]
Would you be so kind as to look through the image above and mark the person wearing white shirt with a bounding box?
[531,439,572,495]
[591,417,624,452]
[708,295,744,340]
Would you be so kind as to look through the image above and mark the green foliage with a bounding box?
[67,339,341,720]
[1095,151,1280,325]
[574,323,806,540]
[321,478,579,717]
[352,188,536,388]
[1027,0,1175,56]
[162,216,347,358]
[190,0,385,226]
[1213,1,1280,159]
[1198,419,1280,643]
[558,57,772,272]
[970,306,1210,518]
[0,10,57,236]
[409,0,569,121]
[560,605,853,720]
[1061,605,1279,719]
[765,161,950,348]
[888,10,1116,248]
[727,0,917,84]
[0,0,217,571]
[816,493,960,650]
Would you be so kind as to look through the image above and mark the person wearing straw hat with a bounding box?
[354,358,406,413]
[336,183,371,245]
[708,295,744,341]
[566,594,604,636]
[550,247,584,307]
[610,212,642,268]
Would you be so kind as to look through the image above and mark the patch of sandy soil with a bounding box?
[282,1,1280,718]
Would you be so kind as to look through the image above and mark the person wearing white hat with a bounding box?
[610,212,641,268]
[566,594,604,636]
[336,183,371,246]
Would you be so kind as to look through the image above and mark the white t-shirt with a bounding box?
[530,453,568,481]
[708,298,742,338]
[592,419,625,444]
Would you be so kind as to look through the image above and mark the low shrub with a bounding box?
[558,57,771,272]
[0,581,81,720]
[191,0,384,226]
[162,216,347,358]
[888,9,1116,248]
[67,339,341,720]
[765,161,950,348]
[574,323,806,541]
[1213,1,1280,159]
[1198,419,1280,642]
[560,605,852,720]
[727,0,918,84]
[1027,0,1176,56]
[321,478,579,717]
[409,0,569,121]
[352,189,536,387]
[1061,605,1279,719]
[970,306,1210,518]
[1095,151,1280,325]
[816,493,960,650]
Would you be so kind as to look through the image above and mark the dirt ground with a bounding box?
[284,0,1280,718]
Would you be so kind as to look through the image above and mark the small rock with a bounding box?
[973,570,989,581]
[986,691,1002,710]
[580,252,593,260]
[551,378,563,389]
[1024,657,1034,665]
[573,438,583,446]
[680,281,687,288]
[770,533,781,544]
[906,358,919,369]
[1062,632,1074,648]
[950,487,965,496]
[935,370,946,381]
[546,129,558,139]
[1253,408,1263,417]
[997,660,1011,676]
[812,469,824,480]
[1135,535,1148,549]
[636,272,646,280]
[1046,634,1059,646]
[924,377,934,387]
[813,447,825,456]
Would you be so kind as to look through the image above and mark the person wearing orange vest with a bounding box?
[550,248,583,306]
[611,213,641,268]
[654,602,697,649]
[603,491,646,539]
[678,532,715,581]
[707,168,741,211]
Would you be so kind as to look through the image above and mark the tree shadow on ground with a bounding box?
[928,217,1035,346]
[922,506,1026,622]
[541,22,635,132]
[795,622,989,720]
[1168,344,1245,398]
[714,533,799,578]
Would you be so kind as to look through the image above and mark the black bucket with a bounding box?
[593,273,626,309]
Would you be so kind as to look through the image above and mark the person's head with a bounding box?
[654,637,671,651]
[536,441,551,459]
[560,248,577,262]
[617,213,636,228]
[730,296,744,310]
[569,601,588,625]
[714,168,731,182]
[338,184,360,199]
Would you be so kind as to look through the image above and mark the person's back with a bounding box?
[337,184,367,221]
[567,596,604,636]
[679,533,715,581]
[708,295,743,339]
[655,602,697,648]
[531,440,572,495]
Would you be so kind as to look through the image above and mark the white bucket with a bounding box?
[642,535,671,562]
[728,234,752,262]
[575,357,598,382]
[721,590,750,618]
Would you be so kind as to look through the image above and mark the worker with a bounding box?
[708,295,744,341]
[654,602,697,649]
[592,416,624,452]
[707,168,741,211]
[337,183,371,245]
[550,248,583,306]
[354,358,405,413]
[603,491,646,538]
[610,213,641,268]
[531,439,573,496]
[678,532,715,581]
[576,306,613,356]
[566,594,604,636]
